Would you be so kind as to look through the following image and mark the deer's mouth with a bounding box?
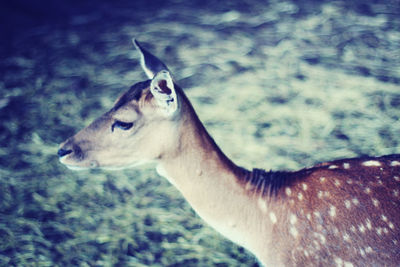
[58,146,99,170]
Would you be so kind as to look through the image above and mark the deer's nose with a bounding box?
[58,148,73,157]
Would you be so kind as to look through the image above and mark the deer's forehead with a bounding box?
[113,105,140,122]
[113,80,151,111]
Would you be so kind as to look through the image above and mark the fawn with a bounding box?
[58,40,400,266]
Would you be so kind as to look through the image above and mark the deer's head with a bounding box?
[58,40,183,170]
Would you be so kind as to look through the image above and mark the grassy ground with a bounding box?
[0,0,399,266]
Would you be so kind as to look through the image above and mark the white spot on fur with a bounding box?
[285,187,292,196]
[320,177,326,182]
[329,205,336,217]
[317,233,326,244]
[360,248,365,257]
[391,161,400,166]
[306,213,311,220]
[334,179,341,187]
[329,165,338,169]
[383,227,389,234]
[269,212,277,224]
[365,246,373,253]
[347,179,353,184]
[298,192,303,201]
[359,224,366,233]
[366,219,372,230]
[352,198,359,205]
[318,191,323,199]
[376,228,382,235]
[334,257,343,267]
[381,215,388,222]
[388,222,394,229]
[302,183,308,191]
[372,198,379,207]
[290,226,298,237]
[290,214,297,225]
[313,240,320,250]
[343,233,350,242]
[333,227,339,236]
[364,187,371,194]
[394,190,399,197]
[350,225,356,232]
[362,160,381,167]
[344,200,351,209]
[394,176,400,182]
[343,163,350,169]
[344,261,354,267]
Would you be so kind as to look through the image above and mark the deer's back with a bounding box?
[264,155,400,266]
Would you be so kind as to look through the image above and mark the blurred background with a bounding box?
[0,0,399,266]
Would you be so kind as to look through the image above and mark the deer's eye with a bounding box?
[112,120,134,132]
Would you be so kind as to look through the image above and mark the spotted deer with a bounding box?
[58,40,400,266]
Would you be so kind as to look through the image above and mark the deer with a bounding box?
[58,39,400,267]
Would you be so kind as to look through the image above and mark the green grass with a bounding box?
[0,0,399,266]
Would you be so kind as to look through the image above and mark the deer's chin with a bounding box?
[61,158,154,171]
[64,164,90,171]
[100,159,157,171]
[59,158,100,171]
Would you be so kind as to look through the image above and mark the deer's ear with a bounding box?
[133,39,169,79]
[150,70,178,116]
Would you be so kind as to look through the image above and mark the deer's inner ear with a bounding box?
[158,80,172,94]
[150,71,178,116]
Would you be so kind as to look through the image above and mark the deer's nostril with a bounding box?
[58,148,73,157]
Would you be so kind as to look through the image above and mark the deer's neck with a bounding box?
[157,101,248,202]
[155,101,270,253]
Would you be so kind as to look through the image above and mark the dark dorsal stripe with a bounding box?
[246,168,312,197]
[246,154,400,198]
[246,169,291,196]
